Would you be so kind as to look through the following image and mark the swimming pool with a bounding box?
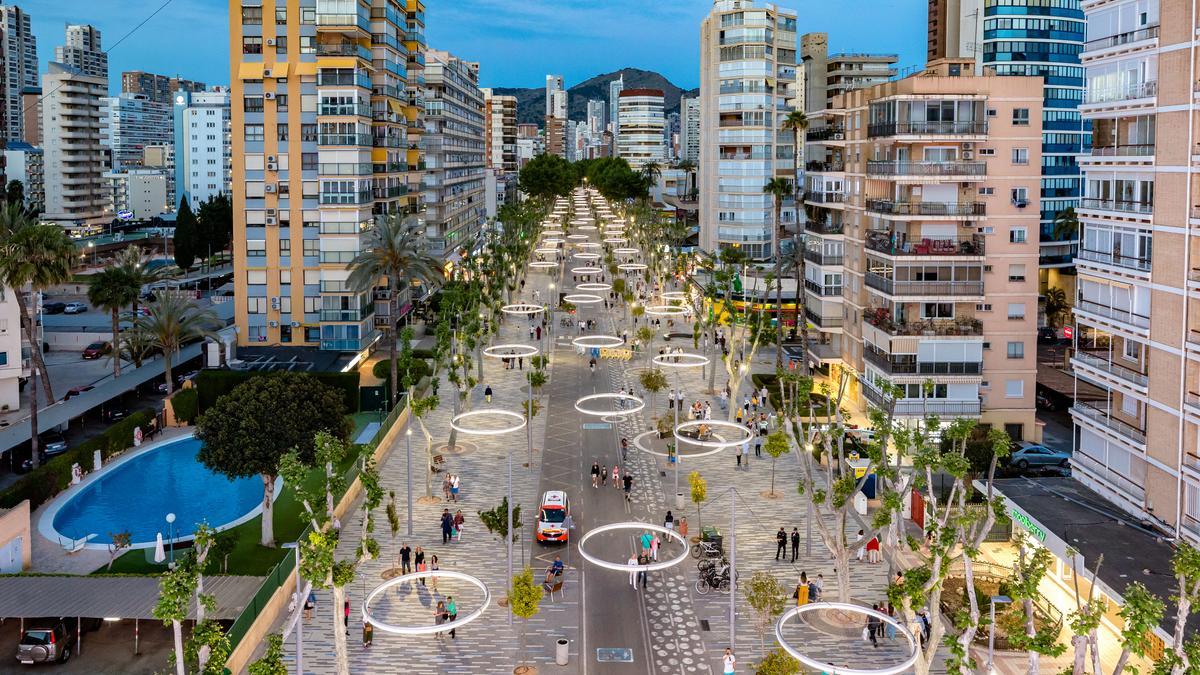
[41,434,280,549]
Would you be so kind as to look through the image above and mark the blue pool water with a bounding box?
[51,436,265,545]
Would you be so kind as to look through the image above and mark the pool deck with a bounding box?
[30,427,195,575]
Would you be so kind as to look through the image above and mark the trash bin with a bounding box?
[701,526,720,542]
[675,492,685,509]
[555,638,570,665]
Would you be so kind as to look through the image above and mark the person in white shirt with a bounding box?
[627,555,638,587]
[722,648,736,674]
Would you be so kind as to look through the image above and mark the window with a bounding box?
[1005,380,1024,398]
[1011,147,1029,165]
[304,297,320,313]
[979,148,996,156]
[301,153,318,170]
[1123,340,1142,362]
[277,123,289,141]
[241,6,262,24]
[1007,341,1025,359]
[976,303,992,312]
[247,297,267,314]
[921,302,954,319]
[245,124,264,142]
[1004,423,1024,441]
[299,35,315,54]
[1010,227,1027,244]
[303,239,319,257]
[242,36,262,54]
[279,239,291,255]
[247,240,266,258]
[244,96,264,113]
[1012,108,1030,126]
[276,35,287,55]
[1008,264,1026,282]
[1007,303,1026,320]
[1011,187,1029,206]
[275,94,288,112]
[1120,395,1141,417]
[275,6,286,23]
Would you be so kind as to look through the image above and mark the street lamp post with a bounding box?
[987,595,1012,674]
[405,428,413,536]
[165,513,176,564]
[282,541,303,675]
[729,489,736,651]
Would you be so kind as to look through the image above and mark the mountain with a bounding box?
[492,68,699,127]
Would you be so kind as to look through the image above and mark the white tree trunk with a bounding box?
[332,584,350,675]
[261,473,275,547]
[1024,598,1039,675]
[172,619,185,675]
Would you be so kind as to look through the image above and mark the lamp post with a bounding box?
[987,595,1012,674]
[282,541,303,675]
[88,241,96,266]
[405,428,413,536]
[165,513,176,564]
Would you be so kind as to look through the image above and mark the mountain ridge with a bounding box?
[491,67,699,127]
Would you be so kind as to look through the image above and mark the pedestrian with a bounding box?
[668,388,675,410]
[754,438,762,458]
[399,542,412,574]
[303,590,315,621]
[790,528,800,562]
[650,532,661,561]
[429,554,440,591]
[723,647,737,674]
[601,464,609,486]
[454,509,465,541]
[628,554,639,587]
[640,530,653,555]
[855,529,865,562]
[867,535,881,563]
[775,527,787,560]
[591,461,601,488]
[885,604,897,640]
[664,510,674,531]
[536,325,542,340]
[434,600,448,640]
[611,464,621,488]
[623,472,634,501]
[676,389,684,409]
[620,437,629,460]
[679,516,688,539]
[530,325,535,340]
[793,574,810,606]
[414,547,426,585]
[442,474,452,501]
[518,356,523,370]
[450,474,460,502]
[362,620,373,648]
[867,605,881,647]
[447,596,458,638]
[814,573,824,601]
[343,599,351,636]
[735,443,743,467]
[441,509,453,544]
[637,552,649,588]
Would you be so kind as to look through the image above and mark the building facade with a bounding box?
[804,58,1043,437]
[19,87,39,145]
[230,0,421,351]
[680,96,700,163]
[482,88,517,173]
[2,142,42,213]
[173,88,232,209]
[41,62,109,231]
[608,76,624,152]
[0,6,38,144]
[698,0,798,260]
[616,88,665,170]
[801,33,899,112]
[54,25,106,80]
[102,93,174,170]
[122,71,207,104]
[545,74,564,118]
[106,168,170,219]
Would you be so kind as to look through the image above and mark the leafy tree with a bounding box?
[478,496,522,547]
[639,368,668,416]
[173,196,198,271]
[756,648,801,675]
[688,471,707,535]
[107,530,131,571]
[153,524,220,675]
[518,153,576,202]
[196,193,233,256]
[153,549,196,675]
[763,431,790,497]
[207,529,237,574]
[110,327,157,369]
[247,634,287,675]
[135,293,220,395]
[763,178,793,366]
[88,266,139,377]
[1111,582,1163,675]
[196,373,351,547]
[1000,536,1066,671]
[510,567,544,675]
[636,325,656,365]
[5,179,24,207]
[745,571,789,651]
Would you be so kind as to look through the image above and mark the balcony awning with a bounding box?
[237,62,265,80]
[292,61,318,76]
[388,99,405,116]
[316,56,358,69]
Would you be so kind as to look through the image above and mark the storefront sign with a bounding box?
[1010,507,1046,542]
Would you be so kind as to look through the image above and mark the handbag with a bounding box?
[417,562,427,572]
[862,627,870,642]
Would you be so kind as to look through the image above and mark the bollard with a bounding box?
[555,638,569,665]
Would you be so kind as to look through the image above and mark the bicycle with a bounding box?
[690,539,723,560]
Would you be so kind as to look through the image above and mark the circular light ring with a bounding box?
[450,409,527,436]
[573,252,601,260]
[574,393,645,417]
[577,522,689,572]
[578,225,598,231]
[570,219,592,225]
[632,430,729,459]
[571,266,602,275]
[775,603,919,675]
[576,242,601,249]
[572,335,624,348]
[483,343,540,359]
[543,229,565,236]
[529,261,558,269]
[660,291,688,300]
[567,234,589,241]
[673,420,754,449]
[603,238,628,244]
[614,247,639,255]
[618,263,648,271]
[535,248,559,255]
[362,570,490,636]
[563,293,603,304]
[652,353,710,368]
[644,304,689,317]
[501,303,545,315]
[576,282,612,292]
[543,238,565,244]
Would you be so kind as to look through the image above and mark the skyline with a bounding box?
[30,0,927,94]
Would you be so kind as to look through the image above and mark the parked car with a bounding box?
[15,620,76,664]
[1037,327,1059,344]
[1009,443,1071,470]
[1035,391,1059,411]
[120,307,151,320]
[535,490,571,543]
[81,342,110,359]
[41,302,66,315]
[62,302,87,314]
[41,434,68,457]
[102,408,129,423]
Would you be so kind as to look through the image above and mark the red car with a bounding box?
[81,342,110,359]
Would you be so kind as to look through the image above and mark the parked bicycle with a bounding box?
[690,539,723,560]
[695,563,734,595]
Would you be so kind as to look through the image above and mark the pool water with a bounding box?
[51,436,266,546]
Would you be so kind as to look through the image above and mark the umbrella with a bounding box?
[153,533,166,563]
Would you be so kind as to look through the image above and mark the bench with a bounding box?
[430,454,445,473]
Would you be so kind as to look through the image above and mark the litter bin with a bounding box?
[676,492,685,509]
[701,526,720,542]
[555,638,570,665]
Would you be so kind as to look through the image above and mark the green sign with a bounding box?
[1010,508,1046,542]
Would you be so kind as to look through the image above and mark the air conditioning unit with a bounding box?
[266,38,276,46]
[264,92,276,100]
[263,69,273,78]
[266,162,278,171]
[290,321,300,328]
[267,155,277,163]
[961,142,974,150]
[271,297,280,308]
[265,184,277,193]
[962,150,974,160]
[269,320,279,328]
[832,133,845,140]
[266,208,277,216]
[266,216,277,225]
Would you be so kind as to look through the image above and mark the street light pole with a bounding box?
[283,541,303,675]
[405,428,413,536]
[165,512,176,565]
[728,489,736,651]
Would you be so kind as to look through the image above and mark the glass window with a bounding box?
[1012,108,1030,126]
[241,6,262,24]
[1007,341,1024,359]
[1005,380,1024,398]
[242,36,262,54]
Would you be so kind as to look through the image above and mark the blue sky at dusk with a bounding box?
[32,0,926,93]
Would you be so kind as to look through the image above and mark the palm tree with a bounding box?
[640,161,663,200]
[87,267,139,378]
[1052,207,1079,244]
[782,110,809,196]
[674,159,697,197]
[346,215,442,410]
[110,327,157,370]
[114,245,178,312]
[763,177,793,367]
[780,236,811,375]
[135,294,220,395]
[1044,287,1069,329]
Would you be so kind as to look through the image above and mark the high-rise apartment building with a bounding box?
[680,96,700,163]
[927,0,982,63]
[122,71,207,104]
[616,88,665,170]
[41,62,109,231]
[803,58,1043,436]
[586,98,606,140]
[545,74,564,118]
[54,25,106,80]
[608,76,624,151]
[230,0,419,351]
[698,0,798,260]
[0,6,38,144]
[481,88,517,173]
[3,142,42,212]
[173,88,231,208]
[102,93,173,170]
[19,87,39,145]
[801,33,899,112]
[421,49,485,262]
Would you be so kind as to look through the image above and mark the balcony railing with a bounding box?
[318,162,374,176]
[318,102,372,117]
[1076,248,1151,272]
[1079,197,1153,215]
[866,160,986,177]
[804,219,844,235]
[805,307,843,329]
[1085,80,1157,104]
[806,191,844,204]
[318,133,374,146]
[1085,25,1159,51]
[1074,299,1150,329]
[866,199,986,217]
[863,310,983,337]
[863,385,981,416]
[319,308,372,322]
[1072,350,1149,387]
[1071,451,1146,503]
[868,121,988,137]
[1071,401,1146,445]
[1089,144,1154,157]
[804,249,844,266]
[806,126,845,141]
[806,160,845,172]
[316,43,373,60]
[864,347,982,375]
[865,231,985,257]
[319,190,373,205]
[865,274,984,297]
[316,13,372,32]
[804,280,843,296]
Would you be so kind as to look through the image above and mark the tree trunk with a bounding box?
[16,291,54,402]
[774,201,783,368]
[29,364,38,469]
[172,619,185,675]
[111,308,122,378]
[332,583,350,675]
[388,283,399,411]
[416,413,434,499]
[1024,598,1039,675]
[164,350,175,396]
[958,555,983,666]
[261,473,276,548]
[770,459,776,496]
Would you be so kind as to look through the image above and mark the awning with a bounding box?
[237,62,265,80]
[316,57,357,69]
[388,99,405,116]
[0,575,264,620]
[292,61,318,76]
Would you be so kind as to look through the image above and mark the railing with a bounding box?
[1075,248,1151,272]
[805,219,844,235]
[317,162,374,176]
[865,232,985,257]
[316,72,373,89]
[806,160,845,172]
[866,160,986,177]
[806,191,845,204]
[804,280,843,296]
[864,274,984,297]
[318,102,372,117]
[806,307,843,329]
[1078,197,1153,215]
[1071,401,1146,444]
[1085,25,1159,51]
[863,385,981,416]
[864,346,981,375]
[866,199,986,217]
[806,126,846,141]
[1085,80,1157,104]
[319,308,371,322]
[1071,451,1146,503]
[316,43,373,60]
[804,249,844,266]
[1074,298,1150,328]
[1089,144,1154,157]
[863,311,983,337]
[316,12,372,32]
[319,190,373,205]
[868,121,987,137]
[317,132,374,146]
[1072,351,1149,387]
[944,561,1065,637]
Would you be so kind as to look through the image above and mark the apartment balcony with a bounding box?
[1084,81,1157,105]
[1185,391,1200,422]
[805,191,844,205]
[319,102,373,117]
[804,280,842,297]
[862,310,983,337]
[806,126,846,142]
[805,307,843,330]
[1087,144,1155,158]
[865,231,985,258]
[1071,401,1146,450]
[318,133,374,147]
[1079,197,1152,216]
[316,43,373,60]
[864,346,982,376]
[317,72,373,89]
[864,273,984,298]
[319,308,372,322]
[805,160,845,173]
[319,162,374,176]
[866,199,986,218]
[1071,451,1146,506]
[867,121,988,138]
[804,218,844,235]
[1075,248,1151,274]
[1083,25,1159,53]
[1073,298,1150,337]
[803,249,844,266]
[316,12,371,33]
[863,384,981,417]
[866,160,986,179]
[1071,350,1149,395]
[319,190,373,205]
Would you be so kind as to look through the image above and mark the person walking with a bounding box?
[855,529,865,562]
[627,554,639,588]
[484,384,493,403]
[601,464,609,486]
[620,437,629,460]
[441,509,454,544]
[447,596,458,638]
[414,547,426,585]
[637,552,649,589]
[668,388,675,410]
[450,474,460,502]
[399,542,412,574]
[442,474,452,502]
[814,573,825,601]
[866,605,881,648]
[434,601,448,640]
[454,510,465,541]
[735,443,743,468]
[867,535,881,563]
[775,527,788,561]
[303,591,315,621]
[623,472,634,502]
[790,528,800,563]
[650,532,661,561]
[343,599,351,636]
[611,464,621,489]
[591,461,601,488]
[362,620,373,648]
[722,648,736,674]
[429,554,440,591]
[664,510,674,531]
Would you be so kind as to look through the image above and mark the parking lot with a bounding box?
[0,618,176,674]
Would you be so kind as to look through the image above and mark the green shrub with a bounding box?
[0,410,155,511]
[171,388,199,424]
[371,358,431,383]
[412,348,436,361]
[196,370,360,412]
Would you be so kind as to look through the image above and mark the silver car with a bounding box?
[16,621,75,664]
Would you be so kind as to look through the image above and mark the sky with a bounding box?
[31,0,927,94]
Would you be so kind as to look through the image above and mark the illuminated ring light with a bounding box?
[570,219,592,225]
[603,237,628,244]
[543,229,565,236]
[604,225,626,231]
[578,225,598,231]
[644,304,689,317]
[450,409,527,436]
[543,238,565,244]
[661,291,688,301]
[563,293,603,304]
[577,282,612,292]
[572,335,624,348]
[775,603,919,675]
[501,303,545,315]
[574,393,645,417]
[483,343,540,359]
[529,261,558,269]
[362,570,490,636]
[618,263,648,271]
[652,353,710,368]
[567,234,589,241]
[632,430,728,459]
[573,252,601,260]
[571,266,602,275]
[673,420,754,449]
[535,248,559,255]
[577,242,601,249]
[577,522,689,573]
[614,247,639,255]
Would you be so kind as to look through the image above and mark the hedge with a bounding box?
[371,358,431,383]
[0,409,156,511]
[196,370,360,413]
[171,388,199,424]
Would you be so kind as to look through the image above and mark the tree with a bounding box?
[639,367,668,418]
[688,470,707,536]
[135,293,219,395]
[88,267,139,377]
[107,530,131,571]
[1000,535,1066,672]
[195,373,351,547]
[247,634,287,675]
[153,549,197,675]
[763,431,790,497]
[756,648,801,675]
[478,497,522,549]
[518,153,576,202]
[763,178,793,367]
[510,567,544,675]
[1044,287,1069,330]
[636,325,656,366]
[5,179,24,207]
[115,245,179,312]
[1052,206,1079,244]
[111,327,157,369]
[744,571,788,651]
[347,214,442,409]
[196,193,233,257]
[173,196,198,271]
